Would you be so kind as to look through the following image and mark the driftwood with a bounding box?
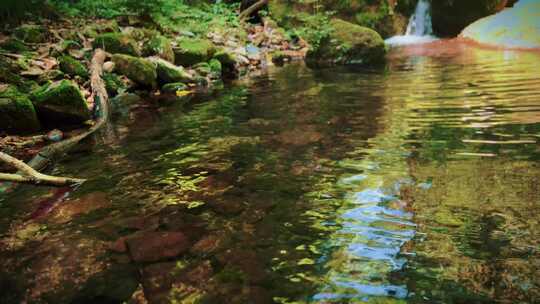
[239,0,269,20]
[0,152,84,186]
[0,49,110,186]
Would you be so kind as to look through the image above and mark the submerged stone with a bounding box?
[58,55,89,78]
[31,80,91,125]
[0,86,41,133]
[174,37,215,66]
[112,54,157,88]
[93,33,140,56]
[126,231,190,262]
[306,19,386,67]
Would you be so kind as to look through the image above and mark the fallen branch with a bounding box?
[0,152,85,186]
[0,49,110,187]
[239,0,269,20]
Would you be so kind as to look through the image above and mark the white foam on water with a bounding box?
[385,0,438,46]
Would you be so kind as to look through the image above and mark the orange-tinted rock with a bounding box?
[126,231,190,262]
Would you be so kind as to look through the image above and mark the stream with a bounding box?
[1,40,540,303]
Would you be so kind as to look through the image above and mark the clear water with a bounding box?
[1,40,540,303]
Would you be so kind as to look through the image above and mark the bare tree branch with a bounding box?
[239,0,269,20]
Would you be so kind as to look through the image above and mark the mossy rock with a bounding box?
[162,82,188,94]
[154,58,193,84]
[0,38,29,53]
[0,86,40,134]
[83,20,120,38]
[306,19,386,67]
[174,37,215,66]
[38,70,65,84]
[59,55,89,78]
[112,54,157,88]
[0,56,25,87]
[142,35,174,63]
[103,73,126,96]
[208,58,222,76]
[193,62,212,77]
[31,80,91,125]
[213,50,237,77]
[93,33,140,56]
[432,0,507,37]
[13,24,47,43]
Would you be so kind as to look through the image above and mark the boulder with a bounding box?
[0,86,40,134]
[306,19,386,67]
[112,54,157,88]
[58,55,89,78]
[31,80,91,125]
[13,24,47,43]
[431,0,507,37]
[126,231,190,262]
[103,72,125,96]
[209,58,222,76]
[460,0,540,49]
[153,58,194,84]
[93,33,140,56]
[213,50,237,76]
[143,35,175,63]
[174,37,215,66]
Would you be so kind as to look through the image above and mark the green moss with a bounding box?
[31,80,91,125]
[193,62,211,76]
[112,54,157,88]
[306,18,386,67]
[174,37,215,66]
[103,73,126,96]
[13,24,47,43]
[143,35,175,63]
[59,55,89,78]
[0,86,40,134]
[93,33,140,56]
[154,58,193,85]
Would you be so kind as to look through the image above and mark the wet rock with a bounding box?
[213,50,237,76]
[126,231,190,262]
[210,199,246,216]
[143,35,175,63]
[461,0,540,49]
[159,209,207,241]
[103,61,115,73]
[31,80,91,125]
[13,24,47,43]
[0,85,41,134]
[432,0,507,37]
[112,54,157,88]
[93,33,140,56]
[216,249,268,284]
[306,18,386,67]
[58,55,89,78]
[153,58,193,84]
[193,62,212,77]
[174,37,215,66]
[74,263,139,303]
[162,82,188,94]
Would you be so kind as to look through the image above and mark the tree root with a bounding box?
[0,49,110,187]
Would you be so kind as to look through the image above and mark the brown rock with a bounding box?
[126,231,190,262]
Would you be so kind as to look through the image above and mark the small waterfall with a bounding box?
[385,0,437,46]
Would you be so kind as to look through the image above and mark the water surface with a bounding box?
[1,40,539,303]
